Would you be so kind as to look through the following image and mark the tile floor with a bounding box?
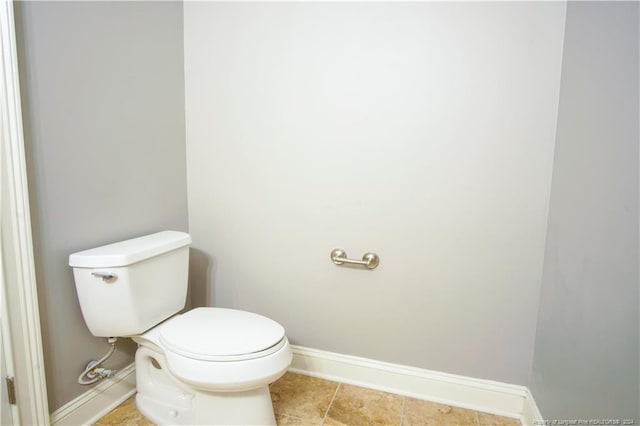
[95,372,521,426]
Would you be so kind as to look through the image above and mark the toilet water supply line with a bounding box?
[77,337,119,385]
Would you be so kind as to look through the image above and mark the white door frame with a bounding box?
[0,0,50,424]
[1,287,20,426]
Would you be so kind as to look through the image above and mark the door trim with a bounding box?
[0,0,49,423]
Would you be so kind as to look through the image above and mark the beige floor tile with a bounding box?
[402,398,478,426]
[477,412,520,425]
[276,412,321,425]
[324,384,403,426]
[270,372,339,423]
[95,376,521,426]
[93,396,155,426]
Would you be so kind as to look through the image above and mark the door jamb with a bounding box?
[0,1,50,423]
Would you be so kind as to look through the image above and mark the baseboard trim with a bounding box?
[521,388,543,426]
[50,363,136,426]
[290,345,529,421]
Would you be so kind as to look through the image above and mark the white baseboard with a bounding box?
[50,363,136,426]
[521,388,543,426]
[290,345,538,422]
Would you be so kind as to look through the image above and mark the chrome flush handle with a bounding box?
[91,271,118,282]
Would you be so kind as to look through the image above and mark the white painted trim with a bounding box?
[50,363,136,426]
[0,1,50,424]
[1,285,21,425]
[521,388,543,426]
[290,345,526,420]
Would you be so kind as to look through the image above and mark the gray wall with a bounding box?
[13,0,639,417]
[14,1,187,411]
[530,1,639,422]
[184,1,566,386]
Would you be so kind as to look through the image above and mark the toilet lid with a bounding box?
[158,307,286,361]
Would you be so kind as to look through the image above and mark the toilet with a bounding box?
[69,231,292,425]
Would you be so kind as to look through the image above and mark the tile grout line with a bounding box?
[321,383,341,425]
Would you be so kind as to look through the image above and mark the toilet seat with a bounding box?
[133,307,292,392]
[159,307,286,362]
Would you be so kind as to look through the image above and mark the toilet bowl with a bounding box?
[132,308,292,425]
[69,231,292,425]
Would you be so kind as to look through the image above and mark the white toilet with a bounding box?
[69,231,292,425]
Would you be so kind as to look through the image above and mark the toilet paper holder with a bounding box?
[330,249,379,270]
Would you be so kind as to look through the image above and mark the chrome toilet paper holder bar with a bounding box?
[330,249,380,270]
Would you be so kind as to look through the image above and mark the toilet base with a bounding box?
[136,385,276,426]
[134,345,283,425]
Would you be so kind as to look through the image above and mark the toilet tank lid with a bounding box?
[69,231,191,268]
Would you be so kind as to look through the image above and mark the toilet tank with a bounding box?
[69,231,192,337]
